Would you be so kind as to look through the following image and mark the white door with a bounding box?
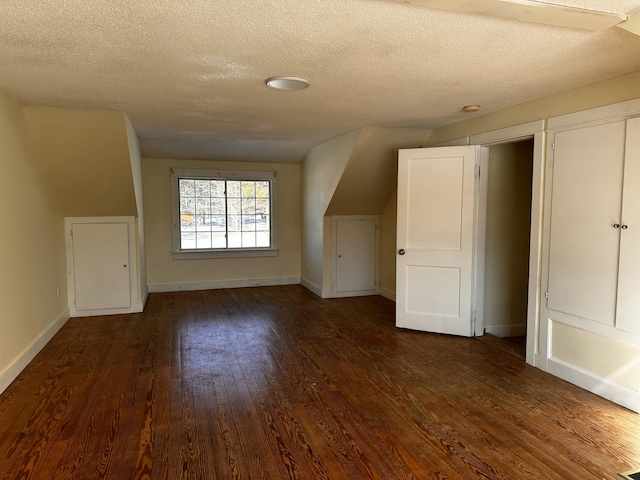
[396,146,484,336]
[547,121,626,326]
[335,218,377,294]
[72,223,131,311]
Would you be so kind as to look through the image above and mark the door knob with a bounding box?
[398,249,406,255]
[622,225,629,229]
[614,224,620,229]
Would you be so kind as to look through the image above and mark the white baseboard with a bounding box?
[0,308,70,396]
[484,324,527,338]
[149,276,300,293]
[138,288,149,312]
[379,287,396,302]
[331,289,378,298]
[300,278,323,297]
[547,357,640,413]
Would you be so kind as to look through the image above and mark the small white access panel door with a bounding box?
[71,222,132,312]
[396,145,485,336]
[334,217,378,295]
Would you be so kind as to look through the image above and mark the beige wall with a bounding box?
[301,130,360,292]
[0,92,67,391]
[326,127,429,216]
[143,158,300,288]
[425,70,640,146]
[25,107,137,217]
[483,140,534,336]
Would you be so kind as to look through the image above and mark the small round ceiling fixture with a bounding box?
[266,76,310,91]
[462,105,481,113]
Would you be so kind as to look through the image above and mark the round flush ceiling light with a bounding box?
[462,105,481,113]
[266,76,310,91]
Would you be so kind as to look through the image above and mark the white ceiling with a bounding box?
[1,0,640,163]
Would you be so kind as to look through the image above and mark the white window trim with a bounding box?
[170,168,278,260]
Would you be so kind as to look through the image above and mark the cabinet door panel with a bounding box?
[547,121,625,325]
[617,117,640,334]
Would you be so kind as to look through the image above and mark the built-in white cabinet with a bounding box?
[542,103,640,413]
[546,117,640,335]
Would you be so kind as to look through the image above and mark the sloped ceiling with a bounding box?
[25,108,137,217]
[325,128,430,216]
[1,0,640,163]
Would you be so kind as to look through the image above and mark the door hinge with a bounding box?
[474,165,481,178]
[552,143,556,150]
[545,292,549,299]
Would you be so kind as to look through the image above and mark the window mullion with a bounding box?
[224,180,229,249]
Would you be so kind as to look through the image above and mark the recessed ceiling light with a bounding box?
[463,105,481,113]
[266,76,310,91]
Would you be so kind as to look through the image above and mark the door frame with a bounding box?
[65,216,139,317]
[330,215,380,298]
[437,120,546,367]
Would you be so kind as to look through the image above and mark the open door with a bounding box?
[396,145,486,336]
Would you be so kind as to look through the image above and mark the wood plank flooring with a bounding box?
[0,285,639,479]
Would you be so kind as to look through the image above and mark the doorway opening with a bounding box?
[482,139,535,360]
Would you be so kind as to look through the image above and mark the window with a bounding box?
[171,168,277,259]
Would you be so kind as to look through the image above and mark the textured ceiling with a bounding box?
[1,0,640,163]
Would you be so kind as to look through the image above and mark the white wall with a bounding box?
[125,116,148,307]
[143,158,301,290]
[300,130,360,294]
[0,92,68,394]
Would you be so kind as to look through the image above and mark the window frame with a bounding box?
[170,168,278,260]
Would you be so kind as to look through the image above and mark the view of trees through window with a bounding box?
[178,178,270,249]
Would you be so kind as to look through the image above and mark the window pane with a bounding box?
[242,232,256,248]
[228,232,242,248]
[227,181,241,197]
[210,215,226,231]
[180,179,195,197]
[196,197,211,214]
[211,232,226,248]
[195,180,210,197]
[195,215,210,231]
[256,198,269,215]
[227,215,241,232]
[256,181,269,198]
[242,197,256,214]
[256,231,270,247]
[180,197,195,215]
[211,180,225,197]
[256,215,269,231]
[242,216,256,232]
[241,181,255,197]
[227,198,241,215]
[211,198,225,214]
[196,232,212,249]
[181,231,196,249]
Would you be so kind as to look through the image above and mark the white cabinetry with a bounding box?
[547,117,640,335]
[542,103,640,413]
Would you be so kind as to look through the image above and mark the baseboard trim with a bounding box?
[149,276,300,293]
[332,289,378,298]
[547,357,640,413]
[379,287,396,302]
[0,308,70,396]
[484,324,527,338]
[300,278,323,297]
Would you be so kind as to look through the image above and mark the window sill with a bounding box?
[172,248,278,260]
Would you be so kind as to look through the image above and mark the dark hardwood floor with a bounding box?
[0,285,639,479]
